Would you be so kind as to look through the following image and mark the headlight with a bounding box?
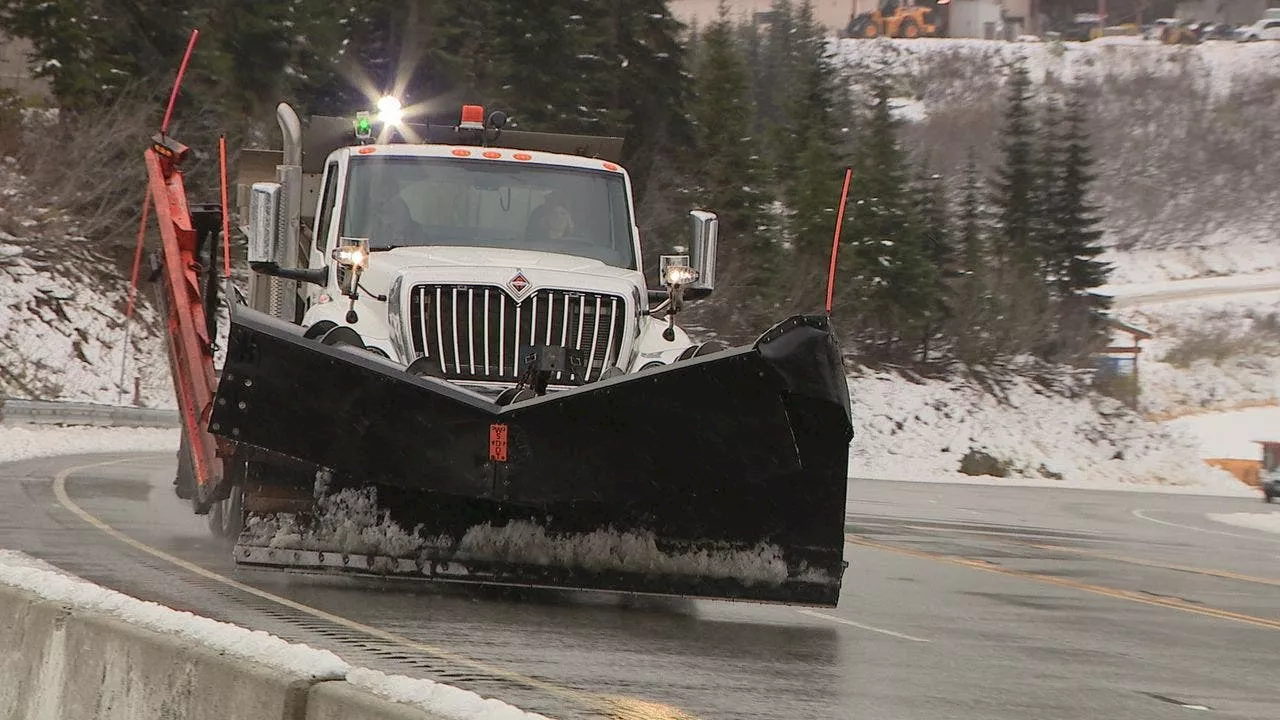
[332,238,370,269]
[663,264,699,286]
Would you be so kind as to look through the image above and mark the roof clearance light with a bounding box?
[460,104,485,130]
[376,96,403,126]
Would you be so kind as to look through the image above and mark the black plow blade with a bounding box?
[211,305,854,606]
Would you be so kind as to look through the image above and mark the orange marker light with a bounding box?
[452,148,472,157]
[358,146,377,155]
[483,151,502,159]
[514,152,533,161]
[603,162,619,171]
[461,104,485,127]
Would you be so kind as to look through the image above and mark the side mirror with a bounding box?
[249,182,286,266]
[248,181,326,286]
[688,210,717,300]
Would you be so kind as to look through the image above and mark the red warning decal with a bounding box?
[489,424,509,463]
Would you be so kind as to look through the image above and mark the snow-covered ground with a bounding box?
[1103,275,1280,418]
[846,367,1255,497]
[1166,406,1280,460]
[0,549,551,719]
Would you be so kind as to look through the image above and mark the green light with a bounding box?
[355,111,372,140]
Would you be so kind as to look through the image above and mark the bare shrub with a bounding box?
[0,89,21,157]
[1162,329,1272,368]
[13,85,261,256]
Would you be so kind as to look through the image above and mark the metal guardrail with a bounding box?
[0,398,180,428]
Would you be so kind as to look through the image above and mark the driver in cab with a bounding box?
[527,192,578,243]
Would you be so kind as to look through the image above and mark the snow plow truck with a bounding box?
[146,96,854,607]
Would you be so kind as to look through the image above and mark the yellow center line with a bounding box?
[847,534,1280,632]
[51,459,697,720]
[890,524,1280,588]
[1021,542,1280,588]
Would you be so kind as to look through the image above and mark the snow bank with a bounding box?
[0,425,179,464]
[347,668,552,720]
[847,368,1255,497]
[0,550,553,719]
[1166,406,1280,460]
[1206,511,1280,535]
[1100,270,1280,302]
[1103,244,1280,286]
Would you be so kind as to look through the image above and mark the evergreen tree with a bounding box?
[689,5,765,242]
[951,149,996,364]
[1029,96,1063,282]
[774,1,848,261]
[1049,93,1112,356]
[592,0,693,196]
[0,0,191,111]
[755,0,796,133]
[989,58,1051,355]
[989,58,1038,281]
[842,80,938,359]
[1052,95,1110,298]
[911,163,955,361]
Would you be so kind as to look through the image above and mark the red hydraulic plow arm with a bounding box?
[144,141,225,510]
[129,28,227,511]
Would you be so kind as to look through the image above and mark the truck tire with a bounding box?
[899,18,920,38]
[208,485,245,538]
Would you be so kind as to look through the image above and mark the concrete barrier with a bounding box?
[0,586,68,719]
[0,581,543,720]
[52,613,324,720]
[0,583,338,720]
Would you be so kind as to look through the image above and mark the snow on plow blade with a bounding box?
[210,304,853,606]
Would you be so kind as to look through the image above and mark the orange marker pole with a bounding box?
[161,29,199,134]
[125,190,152,321]
[825,167,853,316]
[218,135,231,277]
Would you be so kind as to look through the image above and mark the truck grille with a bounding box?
[407,284,627,384]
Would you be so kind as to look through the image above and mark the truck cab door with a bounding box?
[307,159,343,308]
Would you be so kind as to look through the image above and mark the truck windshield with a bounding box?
[340,155,637,269]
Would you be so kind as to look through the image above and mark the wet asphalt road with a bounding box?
[2,451,1278,719]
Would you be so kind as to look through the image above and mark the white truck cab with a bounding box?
[243,101,718,399]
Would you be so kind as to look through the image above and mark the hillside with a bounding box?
[0,160,171,406]
[837,37,1280,281]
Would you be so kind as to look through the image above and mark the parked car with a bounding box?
[1238,18,1280,41]
[1143,18,1180,39]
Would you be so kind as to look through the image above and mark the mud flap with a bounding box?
[210,303,853,606]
